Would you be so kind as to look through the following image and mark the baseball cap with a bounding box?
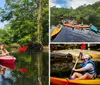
[82,54,90,59]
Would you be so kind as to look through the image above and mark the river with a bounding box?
[0,51,49,85]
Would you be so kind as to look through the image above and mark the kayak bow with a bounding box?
[50,25,63,37]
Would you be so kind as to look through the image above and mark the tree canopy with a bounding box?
[51,1,100,29]
[0,0,48,45]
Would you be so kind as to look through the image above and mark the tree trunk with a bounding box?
[37,0,42,44]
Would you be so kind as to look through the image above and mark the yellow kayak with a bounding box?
[50,77,100,85]
[50,25,62,37]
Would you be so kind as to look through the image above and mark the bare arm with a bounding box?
[73,68,84,72]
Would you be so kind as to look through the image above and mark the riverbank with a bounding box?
[51,49,100,61]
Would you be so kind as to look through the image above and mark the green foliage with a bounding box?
[0,0,48,45]
[51,1,100,28]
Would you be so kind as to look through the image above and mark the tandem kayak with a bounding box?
[0,55,16,64]
[90,26,98,32]
[50,77,100,85]
[50,25,63,37]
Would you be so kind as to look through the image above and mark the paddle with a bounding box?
[69,44,86,78]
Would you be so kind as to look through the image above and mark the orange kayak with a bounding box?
[74,25,89,29]
[50,77,100,85]
[64,24,89,29]
[64,23,72,28]
[50,25,63,37]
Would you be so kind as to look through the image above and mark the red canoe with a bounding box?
[0,55,16,64]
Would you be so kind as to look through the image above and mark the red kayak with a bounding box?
[0,62,16,70]
[18,46,28,52]
[0,55,16,64]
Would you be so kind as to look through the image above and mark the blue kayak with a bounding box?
[90,26,98,32]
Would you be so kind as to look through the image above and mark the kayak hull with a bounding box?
[50,25,62,37]
[0,56,16,63]
[51,77,67,85]
[50,77,100,85]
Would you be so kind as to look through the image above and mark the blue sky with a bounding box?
[50,0,100,9]
[50,0,70,8]
[0,0,5,8]
[0,0,6,29]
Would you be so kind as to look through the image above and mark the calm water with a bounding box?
[0,51,49,85]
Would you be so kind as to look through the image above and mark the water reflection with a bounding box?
[0,51,48,85]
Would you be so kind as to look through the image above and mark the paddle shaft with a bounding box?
[69,52,82,78]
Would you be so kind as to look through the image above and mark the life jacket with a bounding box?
[81,62,86,74]
[81,60,96,75]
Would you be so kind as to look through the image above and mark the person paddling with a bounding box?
[0,44,9,56]
[70,54,96,80]
[0,44,9,75]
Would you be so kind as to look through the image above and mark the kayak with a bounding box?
[50,77,100,85]
[74,25,89,29]
[64,23,72,28]
[0,62,16,70]
[64,24,89,29]
[50,25,63,37]
[0,55,16,64]
[18,46,28,52]
[90,27,98,32]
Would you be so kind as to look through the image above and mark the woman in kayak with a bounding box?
[0,44,9,75]
[71,54,96,80]
[0,44,9,56]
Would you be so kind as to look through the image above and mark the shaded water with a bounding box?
[0,51,49,85]
[51,27,100,42]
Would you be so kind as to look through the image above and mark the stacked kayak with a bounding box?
[90,26,98,32]
[64,24,89,29]
[51,77,100,85]
[64,23,72,28]
[50,25,63,37]
[74,25,89,29]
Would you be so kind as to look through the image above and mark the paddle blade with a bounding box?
[18,46,28,52]
[18,68,28,73]
[81,44,86,50]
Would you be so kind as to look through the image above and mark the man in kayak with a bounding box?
[71,54,96,80]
